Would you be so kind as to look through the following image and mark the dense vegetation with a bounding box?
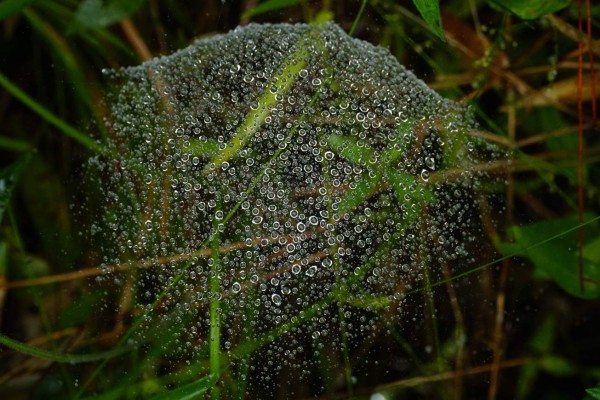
[0,0,598,399]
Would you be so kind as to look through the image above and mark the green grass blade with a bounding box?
[24,9,93,109]
[241,0,302,19]
[0,0,36,20]
[202,28,312,174]
[0,135,31,152]
[150,374,218,400]
[349,0,368,36]
[0,332,128,363]
[0,71,104,153]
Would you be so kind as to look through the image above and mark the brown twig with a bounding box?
[440,261,465,400]
[489,80,516,400]
[119,18,152,62]
[376,357,528,391]
[0,231,320,290]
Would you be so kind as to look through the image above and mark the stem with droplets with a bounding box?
[210,197,222,399]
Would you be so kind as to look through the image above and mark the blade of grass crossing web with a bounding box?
[202,27,313,174]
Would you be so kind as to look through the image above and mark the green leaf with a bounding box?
[583,236,600,263]
[538,355,576,377]
[412,0,445,40]
[150,374,218,400]
[587,388,600,400]
[502,215,600,299]
[314,9,334,24]
[242,0,303,19]
[489,0,570,19]
[0,0,36,20]
[74,0,146,29]
[0,157,28,225]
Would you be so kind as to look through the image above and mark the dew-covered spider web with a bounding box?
[87,22,502,395]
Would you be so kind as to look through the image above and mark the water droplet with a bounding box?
[271,293,282,306]
[305,265,317,277]
[296,222,306,232]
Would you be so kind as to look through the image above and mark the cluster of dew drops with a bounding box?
[87,23,500,381]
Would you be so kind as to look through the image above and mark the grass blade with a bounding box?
[0,0,36,20]
[0,71,104,153]
[150,374,218,400]
[242,0,302,19]
[202,27,312,174]
[0,332,128,363]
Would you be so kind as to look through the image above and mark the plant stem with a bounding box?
[210,199,222,400]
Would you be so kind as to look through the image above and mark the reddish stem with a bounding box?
[577,0,585,294]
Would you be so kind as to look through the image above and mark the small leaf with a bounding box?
[74,0,146,29]
[489,0,570,19]
[538,355,576,377]
[151,374,218,400]
[242,0,303,19]
[587,388,600,400]
[412,0,445,40]
[0,0,36,20]
[583,236,600,263]
[314,9,334,24]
